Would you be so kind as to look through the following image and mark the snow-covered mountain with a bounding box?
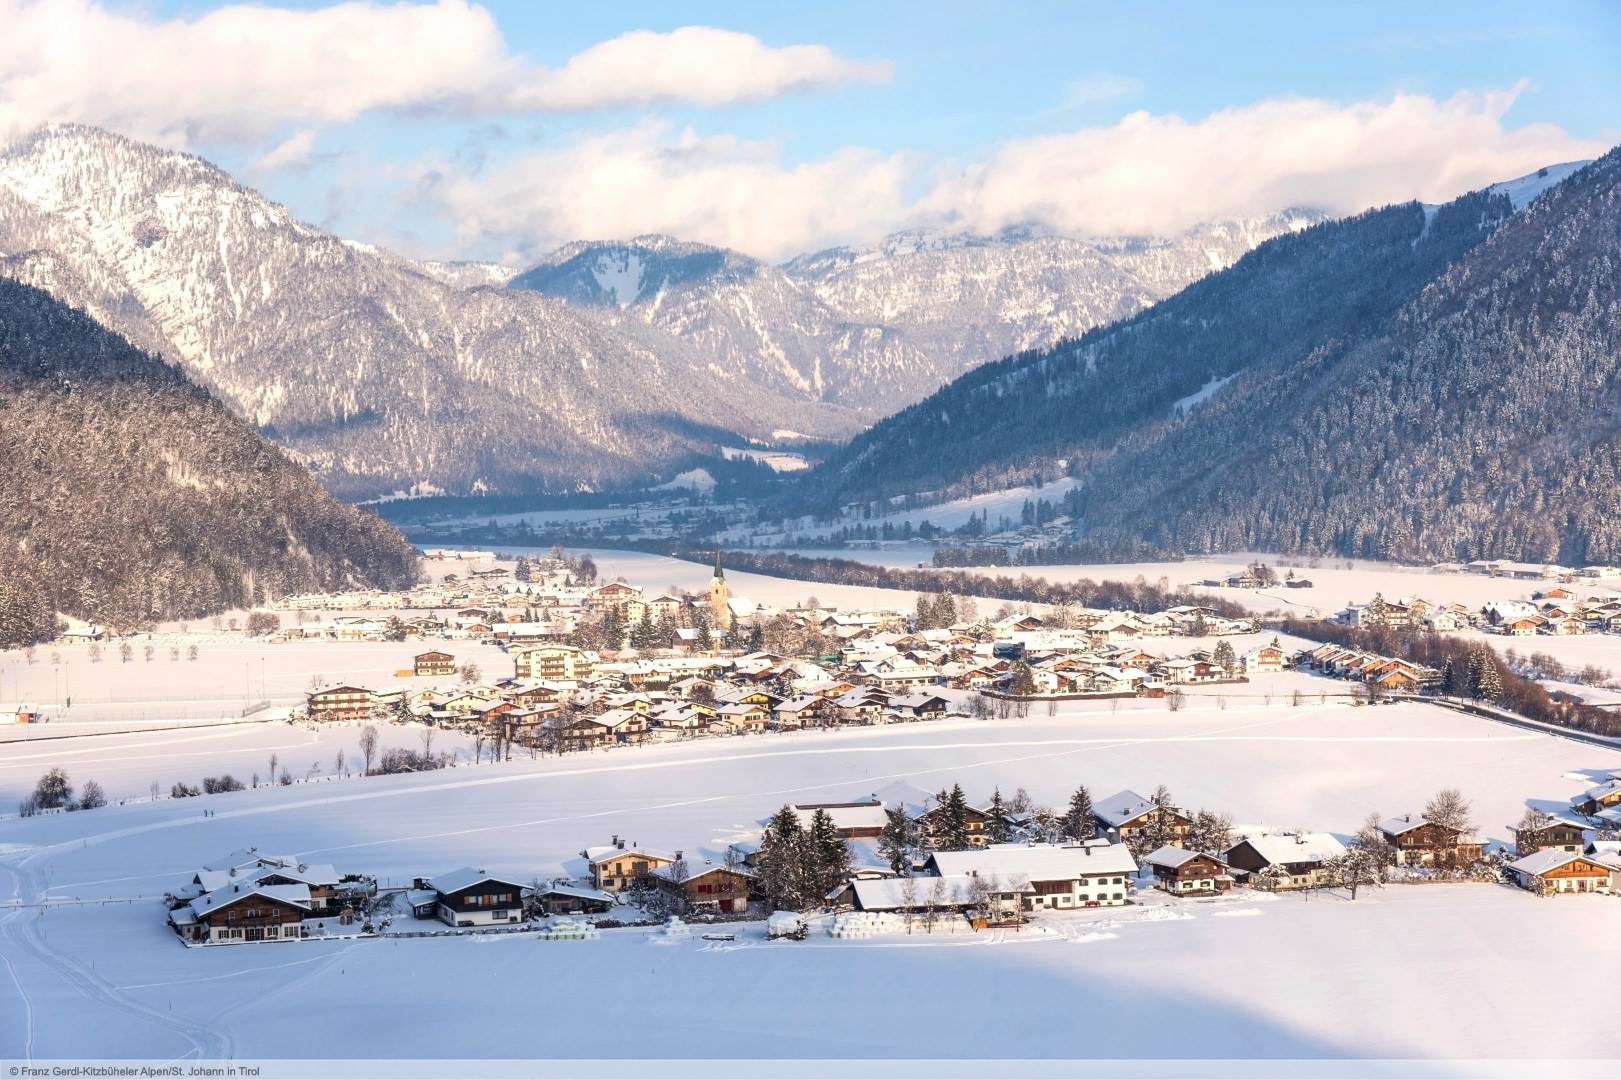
[511,215,1322,419]
[0,125,861,498]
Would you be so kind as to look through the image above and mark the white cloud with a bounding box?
[251,130,319,175]
[0,0,888,146]
[425,122,917,263]
[505,27,891,111]
[423,84,1610,262]
[925,84,1609,238]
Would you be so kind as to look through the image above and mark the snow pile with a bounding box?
[1211,907,1264,918]
[767,910,805,939]
[647,915,692,945]
[537,918,598,941]
[1067,931,1120,945]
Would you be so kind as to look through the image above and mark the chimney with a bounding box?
[612,834,621,848]
[676,850,684,862]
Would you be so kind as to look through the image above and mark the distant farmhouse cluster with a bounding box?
[168,766,1621,947]
[1336,587,1621,638]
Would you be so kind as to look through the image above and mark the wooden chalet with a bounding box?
[651,859,750,914]
[1512,817,1588,856]
[426,868,527,926]
[1571,779,1621,818]
[1507,850,1614,895]
[170,883,311,945]
[1140,846,1233,895]
[1224,833,1345,890]
[585,839,675,892]
[1093,790,1193,849]
[530,883,617,916]
[1378,815,1485,868]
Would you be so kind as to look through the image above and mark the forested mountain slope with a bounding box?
[800,153,1621,564]
[0,278,419,645]
[1081,150,1621,563]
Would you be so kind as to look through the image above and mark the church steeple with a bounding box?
[708,550,730,626]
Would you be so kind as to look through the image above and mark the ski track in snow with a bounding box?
[0,856,236,1061]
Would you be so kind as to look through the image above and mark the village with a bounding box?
[156,758,1621,950]
[9,548,1621,958]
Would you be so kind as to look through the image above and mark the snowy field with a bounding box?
[0,639,512,729]
[3,699,1620,1063]
[774,550,1607,617]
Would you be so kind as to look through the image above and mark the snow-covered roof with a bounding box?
[429,867,525,895]
[585,845,676,865]
[1580,778,1621,802]
[187,883,311,918]
[1378,815,1429,836]
[1233,833,1346,867]
[1508,849,1603,877]
[928,842,1137,881]
[535,883,616,905]
[791,802,887,833]
[1140,845,1223,871]
[199,848,292,873]
[851,873,1032,911]
[1092,790,1157,827]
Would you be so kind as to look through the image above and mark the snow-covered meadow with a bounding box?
[4,699,1619,1062]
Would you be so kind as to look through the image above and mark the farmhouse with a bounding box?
[1224,833,1346,890]
[925,842,1139,910]
[1506,850,1613,895]
[1378,814,1485,868]
[651,860,750,914]
[1140,846,1233,895]
[586,839,676,892]
[170,883,311,945]
[1093,790,1193,849]
[531,883,617,916]
[426,868,528,927]
[1571,778,1621,818]
[1511,816,1589,856]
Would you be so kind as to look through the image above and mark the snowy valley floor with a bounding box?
[3,700,1619,1062]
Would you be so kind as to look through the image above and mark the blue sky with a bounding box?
[4,1,1617,262]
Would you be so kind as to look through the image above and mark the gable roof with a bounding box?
[1093,790,1162,828]
[428,867,526,895]
[1140,845,1226,871]
[1508,849,1607,877]
[188,882,312,918]
[927,841,1138,880]
[1231,833,1345,867]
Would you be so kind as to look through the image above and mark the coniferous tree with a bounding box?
[1063,785,1095,842]
[806,809,852,905]
[985,787,1010,845]
[877,805,922,874]
[936,784,973,851]
[760,804,806,910]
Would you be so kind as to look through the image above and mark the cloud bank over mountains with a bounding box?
[0,0,1608,261]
